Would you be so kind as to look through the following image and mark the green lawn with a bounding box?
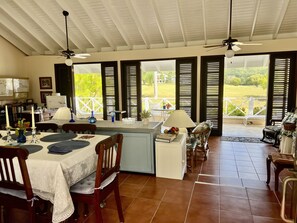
[224,84,267,98]
[142,83,175,98]
[142,83,267,99]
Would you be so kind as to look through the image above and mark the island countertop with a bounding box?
[40,119,162,133]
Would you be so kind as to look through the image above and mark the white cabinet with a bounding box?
[155,133,187,180]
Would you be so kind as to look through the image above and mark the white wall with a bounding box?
[2,35,297,118]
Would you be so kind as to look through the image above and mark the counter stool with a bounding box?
[266,152,294,191]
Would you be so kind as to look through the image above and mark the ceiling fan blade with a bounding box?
[73,55,87,59]
[231,45,241,52]
[203,44,224,48]
[206,45,225,52]
[76,53,90,57]
[233,41,262,46]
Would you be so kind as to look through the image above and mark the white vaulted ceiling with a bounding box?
[0,0,296,56]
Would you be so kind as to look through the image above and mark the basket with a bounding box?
[283,123,296,131]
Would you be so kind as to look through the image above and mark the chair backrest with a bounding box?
[0,146,33,201]
[94,134,123,189]
[192,121,213,147]
[62,123,96,134]
[36,123,59,132]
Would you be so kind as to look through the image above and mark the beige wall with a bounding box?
[0,37,25,76]
[1,35,297,118]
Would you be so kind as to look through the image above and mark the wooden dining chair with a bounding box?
[70,134,124,223]
[62,123,96,134]
[36,123,59,132]
[0,146,41,223]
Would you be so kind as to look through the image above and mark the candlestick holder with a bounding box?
[69,109,75,122]
[31,127,39,143]
[5,127,13,143]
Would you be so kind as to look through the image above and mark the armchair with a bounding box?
[261,111,296,147]
[187,121,213,171]
[261,118,282,147]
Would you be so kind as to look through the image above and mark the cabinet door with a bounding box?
[95,130,154,174]
[120,132,153,173]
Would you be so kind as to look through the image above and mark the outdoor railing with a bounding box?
[75,97,103,118]
[73,96,266,122]
[223,97,266,118]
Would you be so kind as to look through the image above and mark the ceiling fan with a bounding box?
[62,10,90,66]
[203,0,262,58]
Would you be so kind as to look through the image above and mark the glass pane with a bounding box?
[141,60,176,122]
[73,63,103,119]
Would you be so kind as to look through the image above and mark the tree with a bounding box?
[74,73,102,97]
[229,77,241,86]
[142,71,154,85]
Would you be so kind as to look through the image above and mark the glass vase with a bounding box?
[88,111,97,123]
[17,129,26,143]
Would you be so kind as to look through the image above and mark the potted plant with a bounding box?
[140,110,151,125]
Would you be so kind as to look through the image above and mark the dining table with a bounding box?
[0,130,109,223]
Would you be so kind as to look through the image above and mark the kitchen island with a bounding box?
[39,119,162,174]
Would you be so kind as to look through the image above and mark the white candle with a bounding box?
[5,105,10,128]
[31,106,35,128]
[69,97,73,109]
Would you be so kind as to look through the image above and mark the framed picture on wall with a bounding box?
[39,77,52,89]
[40,91,52,103]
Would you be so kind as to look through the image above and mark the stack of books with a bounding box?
[155,133,177,143]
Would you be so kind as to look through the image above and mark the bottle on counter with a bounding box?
[88,111,97,123]
[111,112,115,123]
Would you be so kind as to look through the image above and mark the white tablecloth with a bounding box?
[0,131,109,223]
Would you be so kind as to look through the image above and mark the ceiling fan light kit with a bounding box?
[225,45,234,58]
[65,56,73,66]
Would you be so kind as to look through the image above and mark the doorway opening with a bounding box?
[73,63,103,120]
[223,55,269,137]
[141,60,176,121]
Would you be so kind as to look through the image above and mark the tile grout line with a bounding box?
[149,189,165,223]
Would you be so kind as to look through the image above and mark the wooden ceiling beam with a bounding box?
[101,0,132,50]
[273,0,290,39]
[125,0,150,49]
[78,0,116,50]
[151,0,168,47]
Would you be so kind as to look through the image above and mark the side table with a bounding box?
[155,133,187,180]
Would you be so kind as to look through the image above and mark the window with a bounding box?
[73,64,103,119]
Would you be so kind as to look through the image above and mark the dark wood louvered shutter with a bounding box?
[266,53,297,124]
[176,57,197,121]
[54,64,73,108]
[102,62,119,120]
[121,61,141,120]
[200,56,224,136]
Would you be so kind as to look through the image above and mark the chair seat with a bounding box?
[264,125,281,132]
[269,153,294,165]
[70,172,118,194]
[0,188,27,199]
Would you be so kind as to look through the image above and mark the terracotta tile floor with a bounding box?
[6,136,289,223]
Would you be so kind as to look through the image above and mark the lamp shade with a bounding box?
[163,110,196,128]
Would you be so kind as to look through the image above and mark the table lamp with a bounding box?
[163,110,196,133]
